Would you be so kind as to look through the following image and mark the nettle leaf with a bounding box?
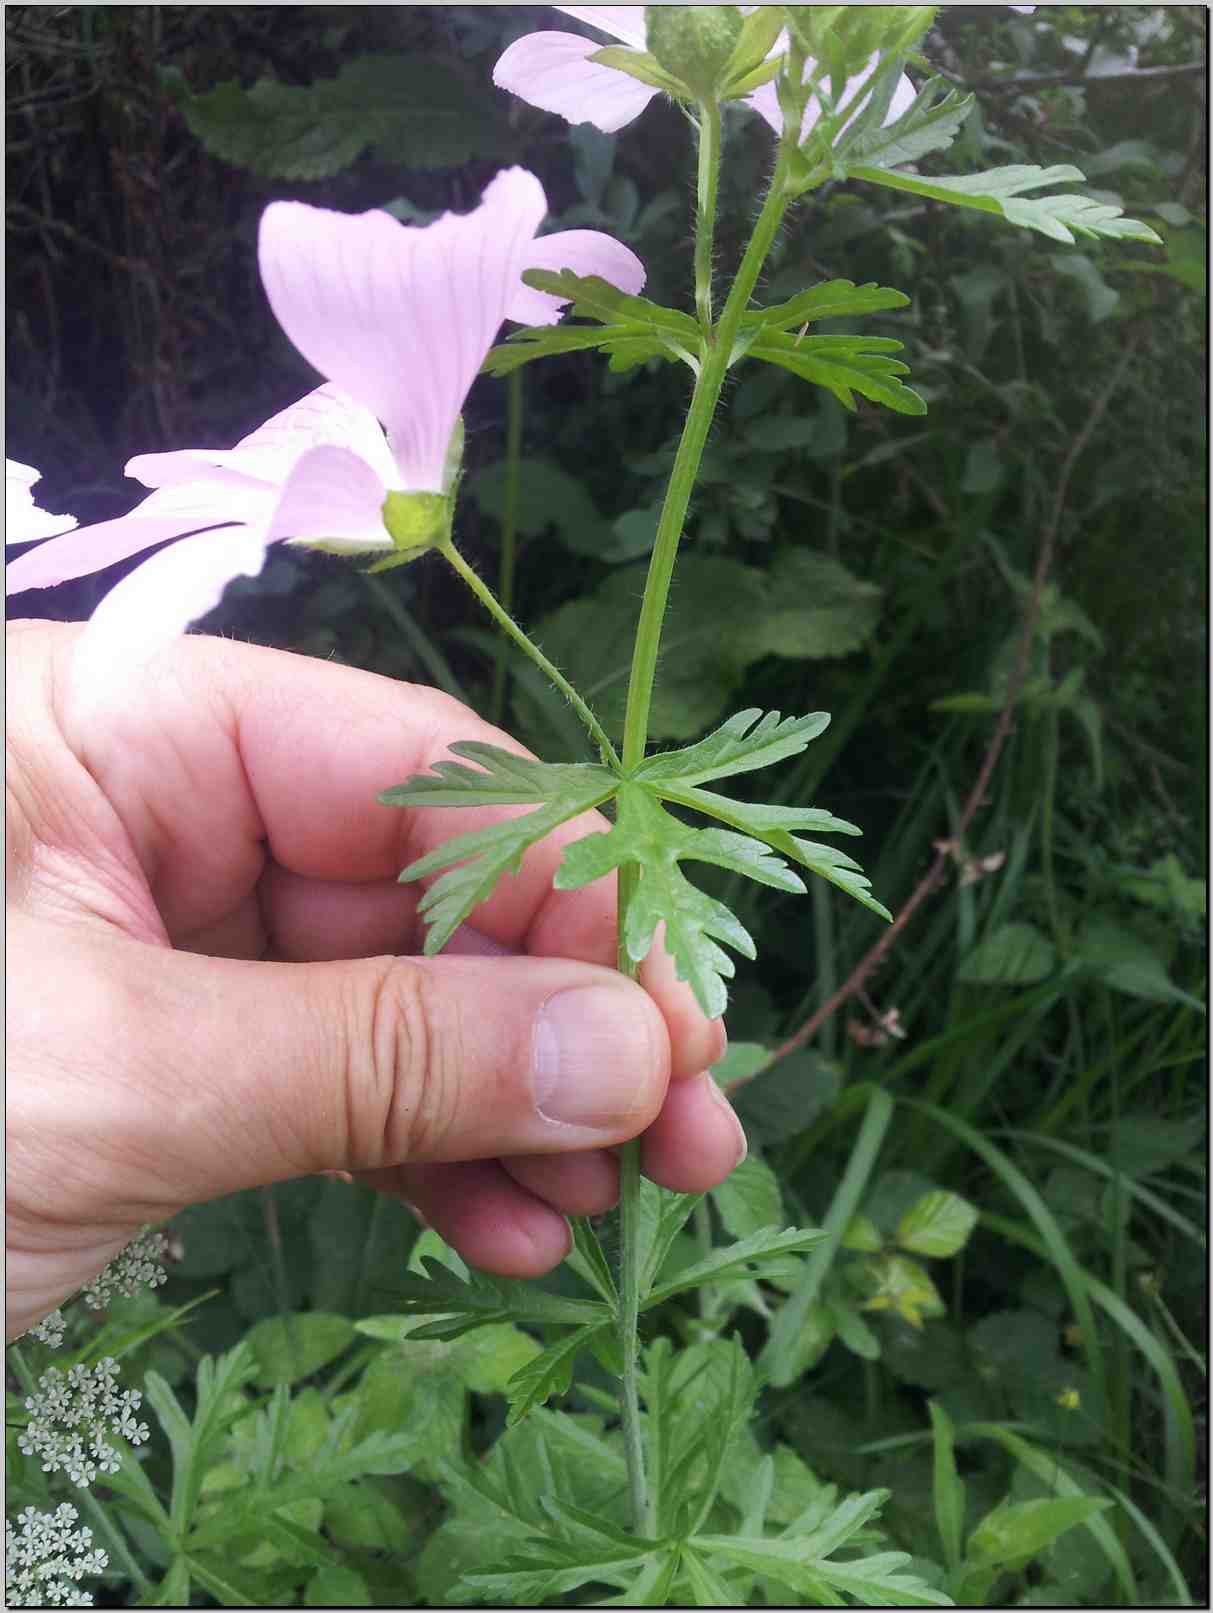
[743,279,910,333]
[748,330,927,415]
[844,77,975,171]
[557,782,806,1018]
[851,162,1163,246]
[484,269,703,377]
[172,55,501,180]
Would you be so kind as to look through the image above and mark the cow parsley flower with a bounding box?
[18,1357,149,1489]
[5,1504,108,1607]
[81,1227,169,1311]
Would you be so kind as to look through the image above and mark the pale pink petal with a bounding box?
[493,32,659,132]
[6,459,77,545]
[259,172,547,492]
[230,385,399,488]
[4,480,259,594]
[68,526,271,723]
[555,6,649,50]
[269,444,391,551]
[510,229,647,324]
[127,386,396,494]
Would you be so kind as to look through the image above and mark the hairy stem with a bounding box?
[440,539,620,768]
[694,99,722,330]
[617,1134,648,1532]
[612,149,794,1536]
[620,155,792,772]
[491,368,525,726]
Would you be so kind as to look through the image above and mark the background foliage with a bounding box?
[6,5,1207,1607]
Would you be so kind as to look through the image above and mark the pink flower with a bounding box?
[6,168,643,697]
[494,7,916,141]
[6,460,77,545]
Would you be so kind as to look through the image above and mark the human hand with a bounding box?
[5,620,745,1338]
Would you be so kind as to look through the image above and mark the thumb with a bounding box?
[24,931,671,1219]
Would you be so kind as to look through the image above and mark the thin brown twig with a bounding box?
[737,335,1141,1092]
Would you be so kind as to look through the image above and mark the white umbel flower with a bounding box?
[18,1358,149,1489]
[5,1503,108,1606]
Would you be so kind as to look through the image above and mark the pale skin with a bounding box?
[6,620,745,1340]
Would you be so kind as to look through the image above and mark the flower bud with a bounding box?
[785,6,935,78]
[645,5,745,101]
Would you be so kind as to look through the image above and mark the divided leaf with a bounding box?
[742,279,910,333]
[844,77,976,171]
[557,783,803,1018]
[636,708,832,788]
[851,162,1164,246]
[748,330,927,415]
[484,270,703,377]
[387,1256,609,1336]
[384,707,887,1013]
[380,741,615,809]
[383,749,617,952]
[643,1226,825,1308]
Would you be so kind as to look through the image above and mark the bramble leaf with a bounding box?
[851,162,1164,246]
[748,330,928,414]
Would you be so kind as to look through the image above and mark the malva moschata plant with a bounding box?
[6,6,1167,1606]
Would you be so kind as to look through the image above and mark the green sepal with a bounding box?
[381,489,449,555]
[718,6,786,94]
[588,44,686,98]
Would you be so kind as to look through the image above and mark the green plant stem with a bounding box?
[620,154,792,773]
[491,368,524,726]
[617,1135,649,1535]
[439,539,619,768]
[693,99,722,329]
[610,150,796,1536]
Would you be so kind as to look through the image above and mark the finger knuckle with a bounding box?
[360,959,459,1164]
